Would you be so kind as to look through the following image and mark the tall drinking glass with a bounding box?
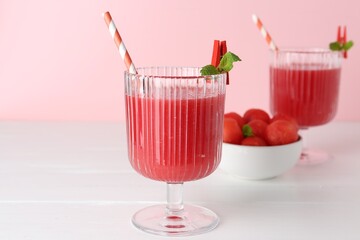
[270,49,342,164]
[124,67,226,236]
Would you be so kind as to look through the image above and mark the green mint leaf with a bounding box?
[218,52,241,72]
[329,41,342,51]
[343,41,354,51]
[200,65,220,76]
[242,124,253,137]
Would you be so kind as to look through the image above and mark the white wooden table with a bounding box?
[1,121,360,239]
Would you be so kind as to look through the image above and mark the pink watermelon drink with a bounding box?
[125,67,226,183]
[123,65,231,236]
[269,49,342,128]
[126,94,225,182]
[270,65,341,127]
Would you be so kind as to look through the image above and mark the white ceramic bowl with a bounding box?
[219,137,302,180]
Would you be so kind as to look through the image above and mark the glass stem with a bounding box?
[299,128,309,161]
[300,128,308,151]
[166,183,184,216]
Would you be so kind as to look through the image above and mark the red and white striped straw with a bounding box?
[103,11,137,74]
[252,14,278,51]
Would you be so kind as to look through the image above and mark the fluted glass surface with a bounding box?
[125,67,226,183]
[270,49,342,128]
[269,49,342,164]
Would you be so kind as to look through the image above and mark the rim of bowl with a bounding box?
[223,136,302,148]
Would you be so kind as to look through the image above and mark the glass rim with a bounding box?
[270,48,342,56]
[124,66,227,79]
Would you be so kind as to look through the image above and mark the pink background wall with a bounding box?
[1,0,359,122]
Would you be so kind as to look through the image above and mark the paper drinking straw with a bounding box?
[103,11,137,74]
[252,14,278,51]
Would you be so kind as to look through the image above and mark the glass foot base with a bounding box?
[297,148,334,166]
[132,204,219,237]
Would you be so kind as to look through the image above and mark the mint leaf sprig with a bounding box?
[329,40,354,51]
[200,52,241,76]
